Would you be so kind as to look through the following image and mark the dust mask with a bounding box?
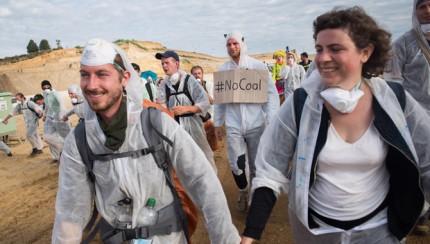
[196,78,201,83]
[320,80,364,113]
[169,72,180,85]
[71,98,78,104]
[421,24,430,34]
[44,89,51,94]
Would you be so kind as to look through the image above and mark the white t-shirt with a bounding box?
[309,123,389,221]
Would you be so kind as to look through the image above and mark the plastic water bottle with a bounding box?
[138,198,158,226]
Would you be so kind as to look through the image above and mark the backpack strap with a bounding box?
[141,107,190,244]
[386,81,406,111]
[75,122,100,243]
[293,88,308,133]
[165,75,194,106]
[145,82,154,102]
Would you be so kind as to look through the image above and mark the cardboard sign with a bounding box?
[213,69,269,104]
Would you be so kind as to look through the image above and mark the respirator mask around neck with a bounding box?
[169,72,180,85]
[320,80,364,113]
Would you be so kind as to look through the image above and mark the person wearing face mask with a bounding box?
[384,0,430,116]
[242,6,430,244]
[2,92,43,156]
[384,0,430,235]
[62,83,85,123]
[281,52,306,100]
[155,51,217,174]
[41,80,71,163]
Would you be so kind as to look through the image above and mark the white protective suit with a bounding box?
[0,140,11,155]
[52,39,240,243]
[281,62,306,98]
[43,88,71,160]
[214,31,279,182]
[384,0,430,114]
[157,69,217,173]
[251,70,430,242]
[65,83,85,120]
[10,99,43,150]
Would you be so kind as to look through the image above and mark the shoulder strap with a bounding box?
[141,107,190,244]
[165,83,171,105]
[145,82,154,102]
[412,29,430,66]
[182,75,194,105]
[165,75,194,106]
[75,122,96,181]
[386,81,406,111]
[293,88,308,133]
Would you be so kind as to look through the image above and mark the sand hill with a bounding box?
[0,40,279,96]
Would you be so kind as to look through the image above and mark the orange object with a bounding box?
[142,99,198,241]
[204,120,220,151]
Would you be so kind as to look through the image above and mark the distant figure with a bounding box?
[1,92,43,156]
[191,65,219,151]
[282,52,306,98]
[214,31,279,212]
[62,84,85,123]
[271,49,287,104]
[41,80,71,163]
[33,94,45,111]
[299,52,312,72]
[132,63,158,102]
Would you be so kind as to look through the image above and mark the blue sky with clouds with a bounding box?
[0,0,412,59]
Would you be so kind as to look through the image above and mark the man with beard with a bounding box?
[214,31,279,211]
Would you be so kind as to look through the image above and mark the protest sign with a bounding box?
[213,69,268,103]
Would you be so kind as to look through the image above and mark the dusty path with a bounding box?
[0,115,429,243]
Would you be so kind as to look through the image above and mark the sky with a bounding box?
[0,0,412,59]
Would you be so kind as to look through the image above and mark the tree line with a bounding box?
[26,39,63,53]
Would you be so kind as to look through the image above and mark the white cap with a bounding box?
[81,38,117,66]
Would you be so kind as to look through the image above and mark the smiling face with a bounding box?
[161,57,179,76]
[80,63,129,120]
[315,28,373,89]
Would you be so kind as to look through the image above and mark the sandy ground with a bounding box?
[1,114,430,243]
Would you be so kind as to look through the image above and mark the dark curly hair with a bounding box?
[313,6,392,78]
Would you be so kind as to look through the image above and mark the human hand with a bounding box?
[172,106,189,116]
[214,126,223,141]
[42,116,46,122]
[2,119,8,125]
[62,115,69,122]
[241,236,254,244]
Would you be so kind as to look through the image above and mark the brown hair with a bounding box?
[191,65,203,74]
[313,6,392,78]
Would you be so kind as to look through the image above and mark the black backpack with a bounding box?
[75,107,189,244]
[165,75,211,122]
